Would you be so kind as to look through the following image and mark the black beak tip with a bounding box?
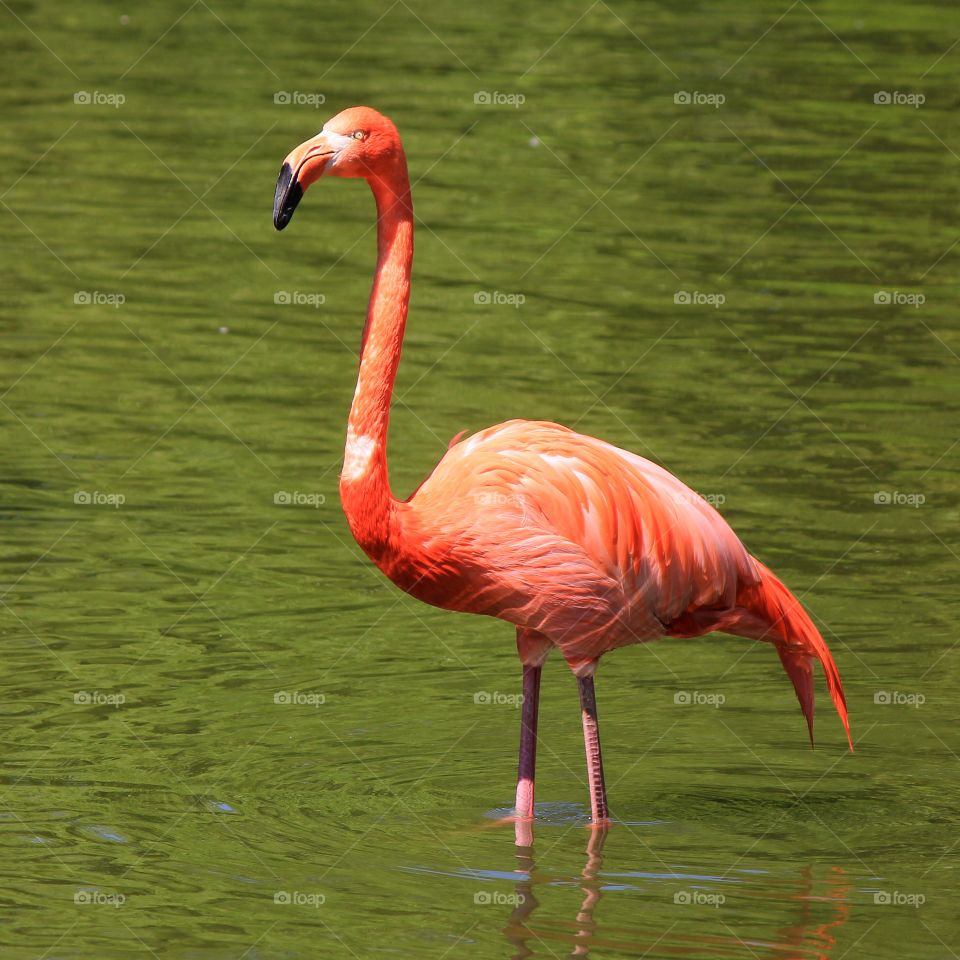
[273,162,303,231]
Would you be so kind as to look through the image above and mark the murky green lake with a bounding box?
[2,0,958,956]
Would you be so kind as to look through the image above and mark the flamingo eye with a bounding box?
[352,130,366,141]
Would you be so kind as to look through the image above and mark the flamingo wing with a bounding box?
[401,420,759,664]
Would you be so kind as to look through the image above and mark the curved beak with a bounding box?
[273,133,337,231]
[273,163,303,231]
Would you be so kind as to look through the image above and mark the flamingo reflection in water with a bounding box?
[499,820,851,959]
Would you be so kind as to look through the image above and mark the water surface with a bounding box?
[2,0,958,956]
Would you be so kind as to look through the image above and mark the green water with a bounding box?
[2,0,958,956]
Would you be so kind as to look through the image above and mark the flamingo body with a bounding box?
[273,106,852,824]
[396,419,750,659]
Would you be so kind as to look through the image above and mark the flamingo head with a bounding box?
[273,106,403,230]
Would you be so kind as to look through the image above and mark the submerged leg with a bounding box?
[577,674,609,823]
[514,629,551,821]
[515,662,542,820]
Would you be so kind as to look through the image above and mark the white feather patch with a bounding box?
[342,427,378,482]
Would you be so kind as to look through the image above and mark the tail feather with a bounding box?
[777,647,815,747]
[748,561,853,751]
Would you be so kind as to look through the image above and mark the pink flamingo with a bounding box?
[273,107,852,824]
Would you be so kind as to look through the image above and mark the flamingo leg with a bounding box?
[577,675,609,823]
[514,663,542,820]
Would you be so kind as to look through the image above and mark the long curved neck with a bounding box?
[339,165,413,558]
